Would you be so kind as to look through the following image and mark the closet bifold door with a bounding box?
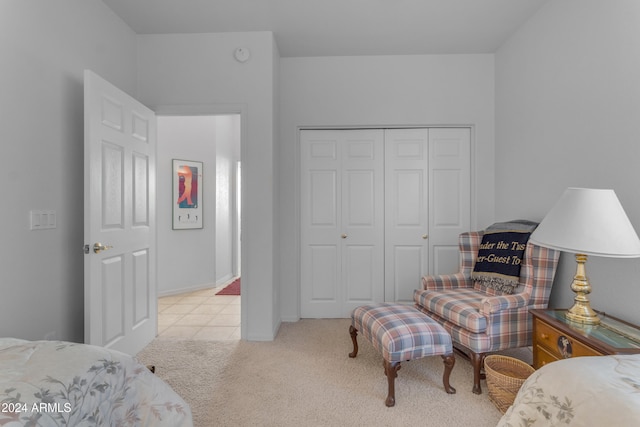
[427,128,471,277]
[384,128,471,303]
[300,128,470,317]
[384,129,430,303]
[300,129,384,318]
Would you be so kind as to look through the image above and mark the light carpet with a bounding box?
[137,319,523,427]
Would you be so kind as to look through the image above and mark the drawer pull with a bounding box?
[557,335,573,358]
[540,333,549,340]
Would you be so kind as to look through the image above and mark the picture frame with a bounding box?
[172,159,203,229]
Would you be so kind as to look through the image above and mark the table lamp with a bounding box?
[529,188,640,325]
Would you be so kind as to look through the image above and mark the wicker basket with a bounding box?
[484,355,535,413]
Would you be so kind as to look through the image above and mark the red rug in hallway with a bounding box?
[215,278,240,295]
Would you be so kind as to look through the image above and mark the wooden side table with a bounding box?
[530,309,640,369]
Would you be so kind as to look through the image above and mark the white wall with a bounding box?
[279,54,496,321]
[137,32,279,340]
[496,0,640,324]
[157,116,216,295]
[0,0,137,342]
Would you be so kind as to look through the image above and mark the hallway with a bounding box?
[157,280,241,340]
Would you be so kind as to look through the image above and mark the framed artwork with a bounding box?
[172,159,203,229]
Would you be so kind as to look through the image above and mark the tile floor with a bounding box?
[157,280,241,341]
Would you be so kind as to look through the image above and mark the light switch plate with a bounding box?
[30,210,56,230]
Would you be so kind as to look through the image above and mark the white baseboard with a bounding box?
[158,282,216,298]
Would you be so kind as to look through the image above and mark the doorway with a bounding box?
[156,114,242,340]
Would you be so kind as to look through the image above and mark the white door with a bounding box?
[300,130,384,317]
[384,129,430,302]
[428,128,471,275]
[84,70,157,355]
[384,128,471,302]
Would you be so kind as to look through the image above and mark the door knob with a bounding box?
[422,234,428,239]
[341,234,348,239]
[93,242,113,254]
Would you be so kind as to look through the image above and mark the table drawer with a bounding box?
[535,320,603,359]
[534,345,560,368]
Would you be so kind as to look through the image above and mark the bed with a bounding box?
[0,338,192,426]
[497,354,640,426]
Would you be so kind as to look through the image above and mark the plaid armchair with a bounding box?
[413,230,560,394]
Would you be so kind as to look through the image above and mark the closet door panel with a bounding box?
[340,131,384,316]
[301,130,384,318]
[343,170,376,226]
[309,245,338,301]
[395,171,422,224]
[309,171,337,225]
[384,129,429,302]
[432,246,461,278]
[344,245,376,301]
[429,128,471,275]
[392,246,424,302]
[300,131,342,317]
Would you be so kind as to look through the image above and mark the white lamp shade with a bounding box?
[529,188,640,258]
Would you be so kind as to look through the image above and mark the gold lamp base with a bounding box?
[565,253,601,325]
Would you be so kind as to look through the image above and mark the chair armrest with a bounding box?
[422,273,473,290]
[480,294,530,315]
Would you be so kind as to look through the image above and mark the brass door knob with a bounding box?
[93,242,113,254]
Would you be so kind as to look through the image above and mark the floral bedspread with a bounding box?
[0,338,192,426]
[497,354,640,426]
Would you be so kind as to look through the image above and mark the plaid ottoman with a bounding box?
[349,303,456,407]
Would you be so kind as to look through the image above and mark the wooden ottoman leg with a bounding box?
[383,360,401,407]
[348,325,359,358]
[441,354,456,394]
